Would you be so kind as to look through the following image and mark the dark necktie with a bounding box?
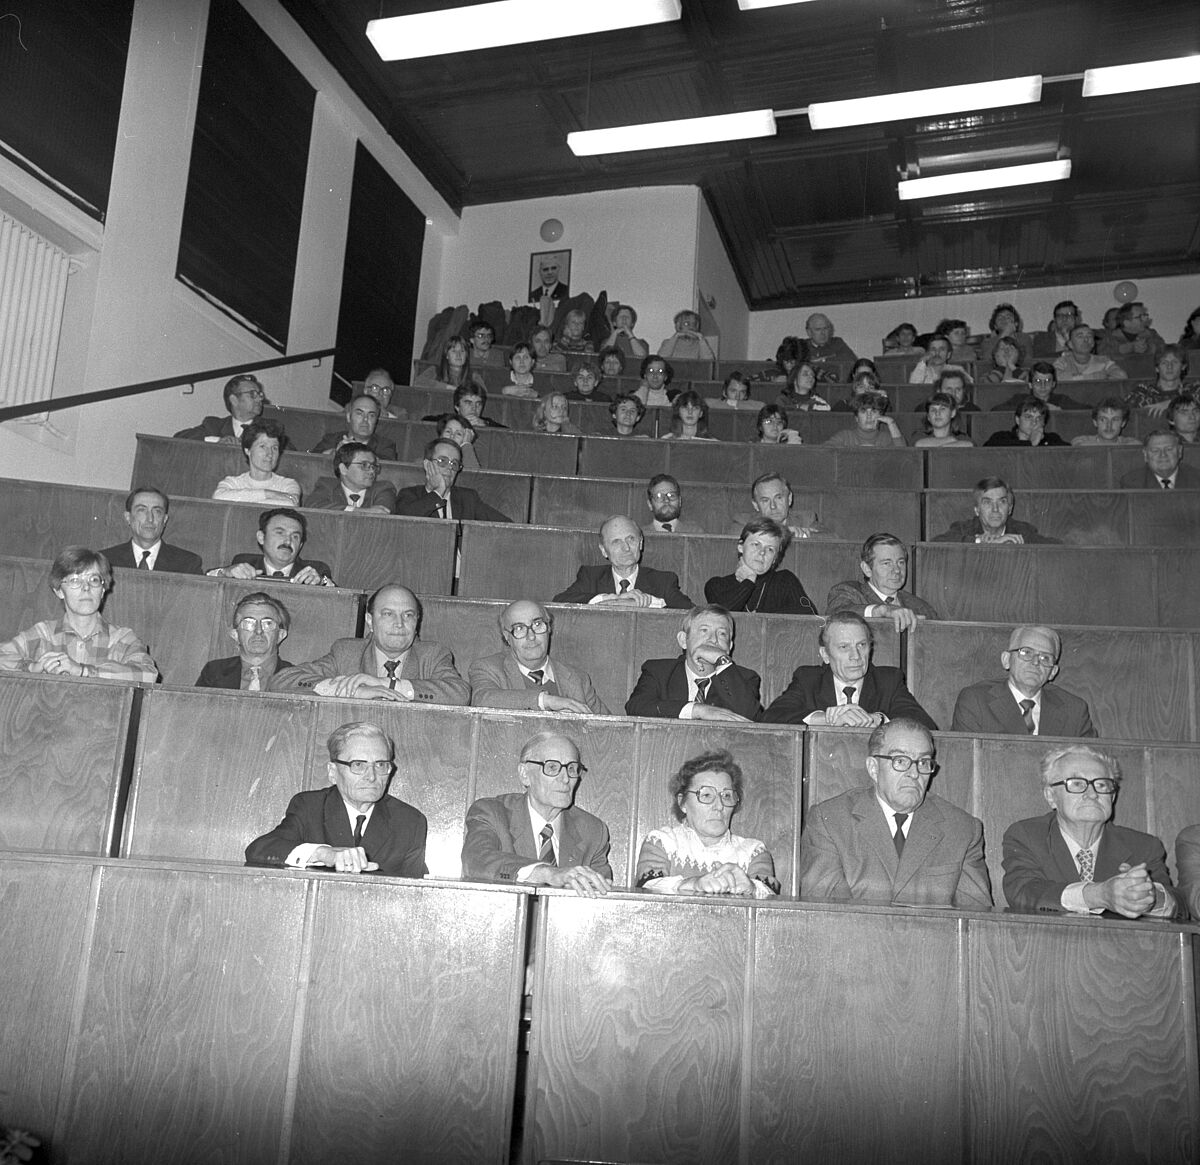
[431,494,447,517]
[353,814,366,848]
[268,570,287,579]
[528,669,545,686]
[1160,477,1172,489]
[383,660,399,689]
[695,678,711,704]
[538,823,555,866]
[842,685,856,705]
[347,493,362,508]
[138,550,151,570]
[1020,698,1036,734]
[884,595,896,605]
[662,522,673,533]
[893,813,908,857]
[618,578,630,594]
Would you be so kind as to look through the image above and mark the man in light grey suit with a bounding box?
[799,718,992,908]
[469,600,608,714]
[461,731,612,896]
[825,532,938,634]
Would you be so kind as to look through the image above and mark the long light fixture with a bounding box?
[807,75,1042,130]
[1082,54,1200,97]
[567,110,777,156]
[737,0,819,8]
[897,159,1071,201]
[366,0,681,61]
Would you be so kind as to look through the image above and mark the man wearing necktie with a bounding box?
[799,718,992,908]
[245,721,427,877]
[1118,429,1200,489]
[391,438,512,523]
[207,508,335,586]
[305,443,397,512]
[100,487,203,574]
[1002,744,1183,918]
[461,731,612,896]
[825,532,939,634]
[195,592,294,690]
[553,516,694,608]
[642,473,702,535]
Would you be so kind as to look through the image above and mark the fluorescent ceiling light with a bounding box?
[737,0,820,8]
[808,75,1042,130]
[568,110,777,156]
[1082,55,1200,97]
[897,159,1071,201]
[367,0,680,61]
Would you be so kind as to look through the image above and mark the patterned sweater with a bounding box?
[636,821,779,898]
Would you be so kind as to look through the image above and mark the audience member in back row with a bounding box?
[756,404,802,445]
[762,613,936,729]
[306,443,397,513]
[634,355,675,407]
[643,474,702,534]
[804,312,856,366]
[597,346,625,379]
[503,342,539,399]
[196,591,293,690]
[799,718,992,908]
[1070,398,1139,446]
[565,362,610,405]
[1125,346,1198,413]
[469,599,608,715]
[1002,744,1182,918]
[609,393,649,438]
[991,363,1084,413]
[706,371,764,412]
[208,507,335,586]
[554,516,694,608]
[1098,301,1165,361]
[1118,429,1200,489]
[246,721,427,878]
[826,533,937,634]
[212,419,302,506]
[1053,323,1127,381]
[101,486,203,574]
[983,396,1068,448]
[361,367,405,420]
[468,319,505,368]
[908,335,971,386]
[392,438,512,522]
[531,391,580,436]
[626,605,762,722]
[977,302,1034,368]
[173,372,266,443]
[950,624,1097,738]
[531,326,567,373]
[416,336,488,392]
[662,390,716,441]
[912,392,972,447]
[931,477,1059,544]
[608,304,649,359]
[309,394,398,461]
[778,361,830,411]
[704,518,818,615]
[271,583,469,704]
[433,413,481,470]
[1169,392,1200,444]
[732,472,823,541]
[935,368,978,413]
[658,309,716,362]
[1031,300,1080,357]
[0,547,159,682]
[824,391,906,448]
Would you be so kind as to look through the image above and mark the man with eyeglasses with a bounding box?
[271,584,468,704]
[306,443,397,513]
[1099,301,1165,362]
[245,721,426,877]
[1118,429,1200,489]
[461,731,612,896]
[174,373,271,443]
[799,718,991,908]
[643,474,701,535]
[1002,745,1181,918]
[0,547,159,682]
[469,600,608,714]
[951,625,1097,738]
[392,438,512,523]
[195,592,293,690]
[207,508,335,586]
[309,394,398,462]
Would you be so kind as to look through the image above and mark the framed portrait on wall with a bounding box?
[528,250,571,304]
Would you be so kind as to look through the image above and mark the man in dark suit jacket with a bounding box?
[391,437,511,523]
[271,584,468,705]
[246,721,426,877]
[308,395,398,462]
[101,487,203,574]
[1175,825,1200,920]
[1003,744,1183,918]
[207,508,335,586]
[799,718,991,908]
[554,515,693,608]
[173,373,265,442]
[931,477,1059,544]
[763,613,936,729]
[196,592,294,690]
[626,605,761,721]
[305,443,397,513]
[461,730,611,895]
[951,624,1097,738]
[1118,430,1200,489]
[825,533,938,634]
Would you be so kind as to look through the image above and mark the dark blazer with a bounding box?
[799,787,991,909]
[1003,812,1183,918]
[1175,824,1200,921]
[625,656,762,720]
[245,786,427,878]
[553,564,694,608]
[461,791,611,883]
[705,569,818,615]
[930,517,1059,544]
[983,429,1069,447]
[269,636,470,705]
[468,651,608,714]
[305,477,398,512]
[951,679,1096,738]
[195,655,293,689]
[1118,464,1200,489]
[392,485,511,523]
[229,553,335,585]
[173,414,235,441]
[825,579,938,620]
[763,664,936,729]
[102,540,203,575]
[309,430,398,461]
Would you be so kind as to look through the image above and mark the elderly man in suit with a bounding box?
[100,487,203,574]
[270,583,469,704]
[626,605,761,722]
[392,438,512,523]
[305,443,397,513]
[951,624,1097,738]
[245,721,426,877]
[461,731,612,897]
[173,373,266,442]
[1119,429,1200,490]
[207,508,335,586]
[826,532,938,634]
[799,718,991,908]
[1003,744,1183,918]
[763,613,936,729]
[309,394,398,461]
[196,592,293,690]
[469,600,607,714]
[554,515,694,608]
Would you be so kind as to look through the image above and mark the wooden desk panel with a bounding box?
[924,489,1131,546]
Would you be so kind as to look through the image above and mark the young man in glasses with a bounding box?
[195,592,293,690]
[306,443,397,513]
[799,717,992,908]
[461,731,612,896]
[245,721,426,877]
[951,625,1097,738]
[1002,745,1182,918]
[392,438,511,523]
[469,600,608,714]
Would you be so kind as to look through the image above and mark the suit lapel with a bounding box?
[509,796,537,861]
[668,657,690,703]
[989,684,1026,734]
[359,640,378,676]
[894,799,944,895]
[859,669,879,713]
[1094,826,1132,882]
[850,789,898,879]
[1044,817,1084,883]
[818,667,838,709]
[322,787,354,847]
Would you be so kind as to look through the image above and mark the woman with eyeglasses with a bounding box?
[636,749,779,897]
[0,547,159,681]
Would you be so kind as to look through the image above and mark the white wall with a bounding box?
[695,195,749,360]
[747,272,1200,362]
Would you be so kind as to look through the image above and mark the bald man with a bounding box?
[553,515,693,608]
